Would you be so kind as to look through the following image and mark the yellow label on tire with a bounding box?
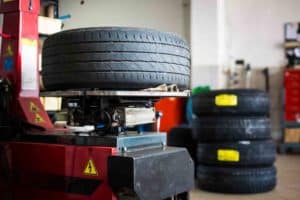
[217,149,240,162]
[215,94,238,106]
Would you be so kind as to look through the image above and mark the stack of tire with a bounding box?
[192,89,277,194]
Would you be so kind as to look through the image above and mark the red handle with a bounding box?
[0,33,12,39]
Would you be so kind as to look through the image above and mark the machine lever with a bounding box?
[156,112,163,132]
[0,33,12,39]
[29,0,32,10]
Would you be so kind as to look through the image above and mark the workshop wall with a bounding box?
[59,0,190,42]
[191,0,300,88]
[224,0,300,67]
[190,0,219,89]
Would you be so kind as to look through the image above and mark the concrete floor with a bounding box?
[191,155,300,200]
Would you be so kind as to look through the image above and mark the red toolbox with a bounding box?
[284,69,300,121]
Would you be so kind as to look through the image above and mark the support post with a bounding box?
[0,0,53,129]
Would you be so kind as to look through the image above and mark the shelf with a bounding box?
[41,0,58,6]
[284,41,300,48]
[283,122,300,128]
[38,16,62,36]
[278,143,300,154]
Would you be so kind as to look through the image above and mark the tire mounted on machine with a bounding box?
[42,27,191,90]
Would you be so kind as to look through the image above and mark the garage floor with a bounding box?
[191,155,300,200]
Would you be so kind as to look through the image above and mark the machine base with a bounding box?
[109,147,194,200]
[0,133,194,200]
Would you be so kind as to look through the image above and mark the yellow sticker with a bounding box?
[30,102,39,113]
[6,44,14,56]
[217,149,240,162]
[21,38,37,47]
[215,94,238,106]
[83,159,98,176]
[35,113,45,124]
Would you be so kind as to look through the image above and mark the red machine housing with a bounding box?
[0,0,53,129]
[0,1,194,200]
[155,97,187,133]
[0,143,118,200]
[0,1,120,199]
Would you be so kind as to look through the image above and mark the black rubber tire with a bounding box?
[42,27,191,90]
[197,165,277,194]
[168,125,197,162]
[191,116,271,142]
[197,140,276,166]
[192,89,270,117]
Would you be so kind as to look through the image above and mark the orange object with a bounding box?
[155,97,187,132]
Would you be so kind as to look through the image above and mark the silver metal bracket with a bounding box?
[40,90,190,97]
